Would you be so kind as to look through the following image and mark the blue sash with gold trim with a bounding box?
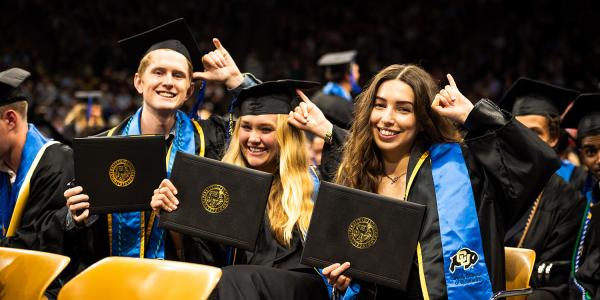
[108,108,196,258]
[429,143,493,300]
[1,125,51,237]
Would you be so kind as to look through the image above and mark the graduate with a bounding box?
[561,93,600,300]
[499,78,586,299]
[289,64,560,299]
[311,50,360,130]
[63,18,259,266]
[0,67,73,252]
[152,80,329,299]
[0,67,76,297]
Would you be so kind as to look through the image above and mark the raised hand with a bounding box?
[150,179,179,213]
[322,262,352,292]
[192,38,244,89]
[288,89,333,139]
[431,74,474,125]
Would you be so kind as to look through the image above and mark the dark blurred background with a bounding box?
[2,0,599,134]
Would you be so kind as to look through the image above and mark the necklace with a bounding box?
[384,171,407,184]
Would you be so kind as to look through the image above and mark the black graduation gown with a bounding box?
[570,182,600,300]
[1,143,73,253]
[1,142,78,297]
[504,174,585,300]
[568,165,587,196]
[320,99,560,299]
[311,90,354,130]
[208,218,329,300]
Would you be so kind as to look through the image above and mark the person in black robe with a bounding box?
[498,77,586,299]
[0,67,75,297]
[289,65,560,299]
[561,93,600,300]
[152,80,330,299]
[63,19,259,269]
[311,50,360,130]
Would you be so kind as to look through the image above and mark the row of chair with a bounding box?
[0,247,221,300]
[0,247,534,300]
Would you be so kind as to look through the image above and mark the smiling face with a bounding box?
[370,79,419,158]
[238,114,280,172]
[133,49,194,113]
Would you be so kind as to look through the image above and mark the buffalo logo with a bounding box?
[347,217,378,249]
[449,248,479,273]
[109,159,135,187]
[201,184,229,213]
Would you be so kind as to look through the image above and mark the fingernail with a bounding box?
[174,189,178,195]
[175,199,179,205]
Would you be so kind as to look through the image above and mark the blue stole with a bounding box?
[556,160,576,182]
[322,82,351,102]
[429,143,493,300]
[1,125,52,237]
[109,108,196,258]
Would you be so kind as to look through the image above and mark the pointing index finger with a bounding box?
[447,74,457,89]
[295,89,313,105]
[213,38,228,55]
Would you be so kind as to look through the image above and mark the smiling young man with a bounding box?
[63,19,260,267]
[499,77,586,300]
[561,93,600,300]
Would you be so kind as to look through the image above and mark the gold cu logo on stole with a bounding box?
[449,247,479,273]
[109,159,136,187]
[348,217,378,249]
[201,184,229,213]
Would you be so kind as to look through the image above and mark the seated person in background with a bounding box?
[498,78,586,300]
[0,67,75,297]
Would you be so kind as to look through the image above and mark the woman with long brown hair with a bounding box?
[290,64,560,299]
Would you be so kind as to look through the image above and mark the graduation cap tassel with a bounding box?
[189,80,207,121]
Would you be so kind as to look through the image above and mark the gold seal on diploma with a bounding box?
[109,159,136,187]
[201,184,230,213]
[348,217,378,249]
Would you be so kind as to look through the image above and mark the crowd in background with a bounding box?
[2,0,599,134]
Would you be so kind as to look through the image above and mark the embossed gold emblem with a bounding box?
[201,184,229,213]
[348,217,378,249]
[109,159,135,187]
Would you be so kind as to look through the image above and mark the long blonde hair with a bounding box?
[222,114,314,247]
[336,64,460,192]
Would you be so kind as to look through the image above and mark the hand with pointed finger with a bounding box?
[322,262,352,292]
[65,186,90,225]
[192,38,244,89]
[288,89,333,139]
[150,178,180,213]
[431,74,474,125]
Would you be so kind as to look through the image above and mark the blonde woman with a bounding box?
[152,80,329,299]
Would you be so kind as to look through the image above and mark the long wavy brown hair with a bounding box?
[335,64,460,192]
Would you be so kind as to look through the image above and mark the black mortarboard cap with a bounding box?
[499,77,579,116]
[118,18,202,72]
[234,80,320,116]
[561,93,600,139]
[0,68,31,106]
[317,50,357,66]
